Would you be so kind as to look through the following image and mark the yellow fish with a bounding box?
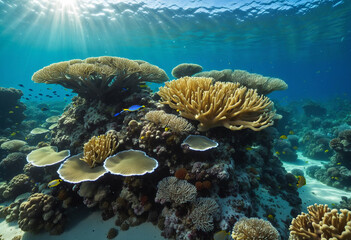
[296,175,306,188]
[324,149,329,153]
[293,146,298,150]
[279,135,288,139]
[165,127,170,132]
[9,111,14,114]
[15,106,19,108]
[47,179,62,188]
[282,151,286,154]
[337,163,341,165]
[289,130,295,135]
[10,132,16,136]
[246,147,253,151]
[275,151,280,155]
[213,230,231,240]
[267,214,274,220]
[139,84,148,88]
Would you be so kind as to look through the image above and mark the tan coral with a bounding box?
[289,204,351,240]
[80,132,119,168]
[158,76,275,131]
[232,217,280,240]
[32,56,169,101]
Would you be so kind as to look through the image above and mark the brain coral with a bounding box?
[158,76,276,131]
[18,193,65,235]
[155,176,197,205]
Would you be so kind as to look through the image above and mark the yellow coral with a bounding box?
[289,204,351,240]
[158,76,275,131]
[80,132,118,168]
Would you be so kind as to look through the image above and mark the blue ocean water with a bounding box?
[0,0,350,103]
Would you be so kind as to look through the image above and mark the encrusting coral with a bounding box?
[18,193,65,235]
[289,204,351,240]
[80,132,119,168]
[231,217,280,240]
[158,76,276,131]
[32,56,168,102]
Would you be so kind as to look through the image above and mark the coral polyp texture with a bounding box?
[80,132,119,168]
[195,69,288,95]
[31,56,169,102]
[158,76,276,131]
[155,176,197,205]
[289,204,351,240]
[231,217,280,240]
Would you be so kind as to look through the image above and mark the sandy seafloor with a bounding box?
[0,152,349,240]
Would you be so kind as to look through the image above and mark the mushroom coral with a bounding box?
[158,76,276,131]
[104,149,158,176]
[26,146,70,167]
[32,56,169,102]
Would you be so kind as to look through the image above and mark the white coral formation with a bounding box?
[231,217,280,240]
[155,176,197,205]
[189,198,219,232]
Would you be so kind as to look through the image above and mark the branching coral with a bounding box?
[158,76,275,131]
[289,204,351,240]
[231,217,280,240]
[32,56,168,102]
[155,176,197,205]
[189,198,219,232]
[145,110,195,133]
[80,132,118,168]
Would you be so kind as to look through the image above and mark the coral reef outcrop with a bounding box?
[0,87,26,130]
[171,63,203,78]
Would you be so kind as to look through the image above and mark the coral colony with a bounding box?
[0,57,350,240]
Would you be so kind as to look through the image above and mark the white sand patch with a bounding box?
[283,152,349,209]
[0,206,165,240]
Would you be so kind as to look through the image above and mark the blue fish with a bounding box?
[114,105,145,117]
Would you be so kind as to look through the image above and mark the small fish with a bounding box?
[332,176,339,180]
[39,93,43,96]
[165,127,170,132]
[305,161,309,164]
[15,106,19,108]
[324,149,329,153]
[25,97,29,100]
[18,84,24,87]
[121,87,129,92]
[213,230,231,240]
[139,84,148,88]
[289,130,295,135]
[10,132,16,136]
[140,136,145,140]
[282,151,286,154]
[246,147,253,151]
[65,94,70,97]
[47,179,63,188]
[29,88,33,91]
[25,137,28,140]
[331,203,336,206]
[337,163,341,165]
[275,151,280,155]
[296,175,306,188]
[9,110,14,114]
[279,135,288,140]
[267,214,274,220]
[114,105,145,117]
[293,146,298,150]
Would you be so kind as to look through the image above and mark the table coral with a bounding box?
[158,76,276,131]
[18,193,65,235]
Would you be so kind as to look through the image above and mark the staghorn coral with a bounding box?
[232,217,280,240]
[195,69,288,95]
[155,176,197,205]
[145,110,195,133]
[32,56,168,102]
[80,132,118,168]
[189,198,219,232]
[289,204,351,240]
[171,63,203,78]
[158,77,275,131]
[18,193,65,235]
